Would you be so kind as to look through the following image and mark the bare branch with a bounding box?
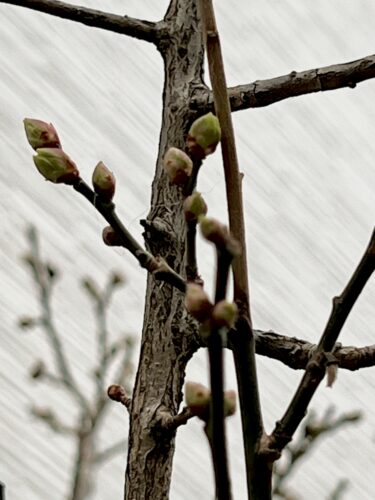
[31,405,76,435]
[72,178,186,293]
[157,406,194,431]
[193,54,375,113]
[0,0,160,43]
[268,227,375,456]
[253,329,375,372]
[94,440,127,465]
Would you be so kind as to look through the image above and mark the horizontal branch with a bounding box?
[254,329,375,372]
[193,54,375,112]
[0,0,160,43]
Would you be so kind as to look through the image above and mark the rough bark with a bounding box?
[124,2,205,498]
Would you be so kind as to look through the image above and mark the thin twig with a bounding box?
[193,54,375,113]
[199,2,266,498]
[72,178,186,292]
[269,228,375,455]
[157,406,194,431]
[26,228,90,413]
[0,0,160,43]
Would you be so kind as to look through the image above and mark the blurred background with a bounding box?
[0,0,374,498]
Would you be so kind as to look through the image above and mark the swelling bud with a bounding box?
[185,283,213,322]
[185,381,211,420]
[102,226,122,247]
[187,112,221,158]
[24,118,61,150]
[163,147,193,184]
[183,192,208,222]
[212,300,238,329]
[92,161,116,201]
[33,148,79,184]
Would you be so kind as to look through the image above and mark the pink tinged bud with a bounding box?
[163,147,193,185]
[224,390,237,417]
[199,216,241,256]
[212,300,238,329]
[185,381,211,420]
[183,192,208,222]
[33,148,79,184]
[187,112,221,159]
[102,226,122,247]
[23,118,61,150]
[185,283,213,322]
[92,161,116,201]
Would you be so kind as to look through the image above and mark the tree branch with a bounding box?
[0,0,160,44]
[193,54,375,112]
[268,227,375,455]
[253,329,375,372]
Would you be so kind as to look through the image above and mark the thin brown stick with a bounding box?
[199,2,266,498]
[0,0,160,43]
[193,54,375,112]
[268,228,375,455]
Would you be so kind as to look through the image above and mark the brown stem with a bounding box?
[0,0,160,43]
[269,228,375,455]
[72,178,186,292]
[199,2,265,498]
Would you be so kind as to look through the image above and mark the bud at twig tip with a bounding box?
[183,192,208,222]
[92,161,116,201]
[33,148,79,184]
[185,283,213,322]
[24,118,61,150]
[187,112,221,159]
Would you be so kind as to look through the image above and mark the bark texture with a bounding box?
[124,2,206,498]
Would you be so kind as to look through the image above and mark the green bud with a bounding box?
[185,283,213,322]
[199,216,241,256]
[24,118,61,150]
[185,381,211,420]
[187,112,221,159]
[163,147,193,185]
[92,161,116,201]
[183,192,208,222]
[224,390,236,417]
[33,148,79,184]
[212,300,238,329]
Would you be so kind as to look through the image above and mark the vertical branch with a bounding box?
[198,2,266,498]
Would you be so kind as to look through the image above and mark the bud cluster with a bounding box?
[185,381,236,422]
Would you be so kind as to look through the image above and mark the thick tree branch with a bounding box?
[268,228,375,455]
[0,0,160,43]
[193,54,375,112]
[253,329,375,372]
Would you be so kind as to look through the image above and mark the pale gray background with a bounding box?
[0,1,374,498]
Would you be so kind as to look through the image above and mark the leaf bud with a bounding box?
[185,381,211,420]
[33,148,79,184]
[183,192,208,222]
[187,112,221,159]
[163,147,193,185]
[185,283,213,322]
[24,118,61,150]
[212,300,238,329]
[92,161,116,201]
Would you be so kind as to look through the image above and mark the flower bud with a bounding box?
[224,390,236,417]
[102,226,122,247]
[187,112,221,158]
[163,147,193,185]
[24,118,61,150]
[183,192,208,222]
[33,148,79,184]
[199,216,229,246]
[185,381,211,420]
[92,161,116,201]
[185,283,213,322]
[212,300,238,329]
